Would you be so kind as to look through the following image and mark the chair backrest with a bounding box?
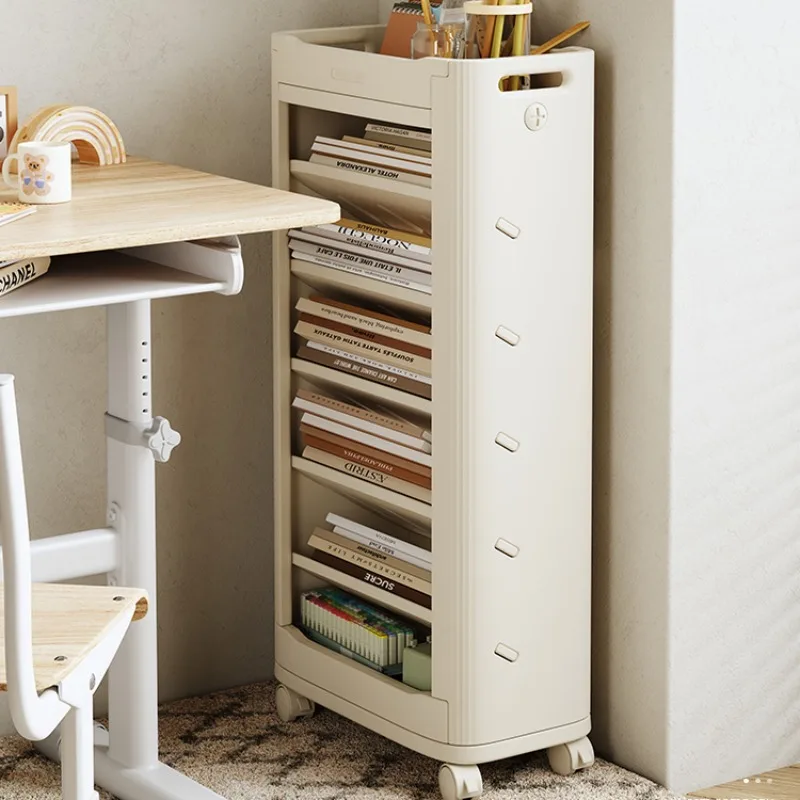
[0,375,69,740]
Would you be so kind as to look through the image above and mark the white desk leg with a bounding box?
[39,300,227,800]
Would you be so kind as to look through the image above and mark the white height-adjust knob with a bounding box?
[145,417,181,463]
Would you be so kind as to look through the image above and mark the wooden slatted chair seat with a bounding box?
[0,584,148,693]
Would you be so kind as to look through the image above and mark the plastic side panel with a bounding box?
[275,624,448,741]
[431,50,595,746]
[272,29,448,110]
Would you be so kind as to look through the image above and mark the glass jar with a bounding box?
[411,21,465,59]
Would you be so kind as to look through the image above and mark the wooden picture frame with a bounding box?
[0,86,19,163]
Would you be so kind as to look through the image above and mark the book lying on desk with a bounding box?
[0,202,37,229]
[0,255,51,298]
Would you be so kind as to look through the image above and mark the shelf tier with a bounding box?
[291,358,432,416]
[292,455,432,528]
[0,252,225,319]
[292,552,432,625]
[290,260,432,316]
[290,160,431,237]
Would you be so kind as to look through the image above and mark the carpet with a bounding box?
[0,681,686,799]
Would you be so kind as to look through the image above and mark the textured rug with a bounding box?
[0,681,685,799]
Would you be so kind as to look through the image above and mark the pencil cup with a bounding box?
[464,1,532,61]
[411,22,464,59]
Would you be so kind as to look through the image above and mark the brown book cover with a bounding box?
[298,313,431,358]
[299,423,431,478]
[303,433,432,489]
[296,343,432,400]
[309,530,432,588]
[302,446,432,504]
[312,549,432,609]
[294,320,432,376]
[311,527,432,581]
[295,388,430,443]
[310,294,430,334]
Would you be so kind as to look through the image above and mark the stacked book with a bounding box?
[308,513,432,610]
[294,388,431,504]
[309,123,432,188]
[300,585,423,677]
[293,294,431,399]
[288,216,432,295]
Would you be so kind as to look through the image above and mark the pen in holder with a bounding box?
[464,1,532,69]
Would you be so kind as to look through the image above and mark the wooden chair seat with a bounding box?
[0,583,148,692]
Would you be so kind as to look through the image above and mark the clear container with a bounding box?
[464,1,532,60]
[411,21,466,59]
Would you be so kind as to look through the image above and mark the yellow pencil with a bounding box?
[480,0,500,58]
[420,0,434,26]
[531,20,591,55]
[490,0,509,58]
[509,0,528,89]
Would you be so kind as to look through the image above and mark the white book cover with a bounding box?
[332,526,432,571]
[301,412,433,468]
[315,136,432,166]
[309,154,432,188]
[292,394,432,453]
[289,229,432,273]
[326,512,432,565]
[303,220,431,264]
[305,340,433,385]
[311,141,433,176]
[288,240,431,285]
[291,254,432,295]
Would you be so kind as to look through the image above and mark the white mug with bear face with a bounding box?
[2,141,72,204]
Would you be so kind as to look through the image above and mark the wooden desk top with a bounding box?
[0,157,339,261]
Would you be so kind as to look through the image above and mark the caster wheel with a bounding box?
[439,763,483,800]
[275,684,315,722]
[547,736,595,776]
[93,722,110,747]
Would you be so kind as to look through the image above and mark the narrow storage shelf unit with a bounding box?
[272,23,596,797]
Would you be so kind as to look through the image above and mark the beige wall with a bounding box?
[0,0,375,733]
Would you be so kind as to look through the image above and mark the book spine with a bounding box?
[302,446,432,504]
[317,136,432,166]
[331,525,431,571]
[299,423,431,478]
[364,123,433,152]
[303,433,431,489]
[295,393,431,451]
[0,256,51,297]
[308,534,432,593]
[326,513,432,566]
[336,216,431,249]
[299,294,432,341]
[295,320,432,376]
[290,228,431,270]
[311,143,432,176]
[342,136,432,161]
[313,527,431,580]
[296,344,431,399]
[309,154,432,188]
[289,241,431,284]
[305,341,431,384]
[290,253,431,295]
[301,412,432,467]
[298,313,430,359]
[295,388,430,441]
[312,549,432,609]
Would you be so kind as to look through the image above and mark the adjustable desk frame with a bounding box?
[0,158,339,800]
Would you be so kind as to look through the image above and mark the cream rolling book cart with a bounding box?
[271,25,595,800]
